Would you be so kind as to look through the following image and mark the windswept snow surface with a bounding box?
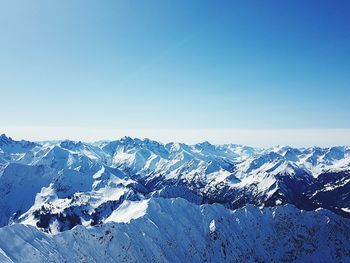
[105,199,149,223]
[0,198,350,263]
[0,134,350,262]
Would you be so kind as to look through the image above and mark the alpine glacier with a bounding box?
[0,134,350,262]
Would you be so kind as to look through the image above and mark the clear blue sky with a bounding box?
[1,1,350,140]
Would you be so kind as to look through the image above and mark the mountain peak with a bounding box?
[59,140,84,150]
[0,134,13,144]
[120,136,135,142]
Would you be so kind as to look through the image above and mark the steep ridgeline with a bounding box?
[0,198,350,263]
[0,134,350,233]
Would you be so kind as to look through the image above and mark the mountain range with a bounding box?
[0,134,349,262]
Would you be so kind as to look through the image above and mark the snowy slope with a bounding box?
[0,198,349,263]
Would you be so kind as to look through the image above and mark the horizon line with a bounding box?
[1,126,350,148]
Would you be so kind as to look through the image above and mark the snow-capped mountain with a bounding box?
[0,134,350,262]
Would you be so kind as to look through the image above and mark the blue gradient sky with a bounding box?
[1,1,350,144]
